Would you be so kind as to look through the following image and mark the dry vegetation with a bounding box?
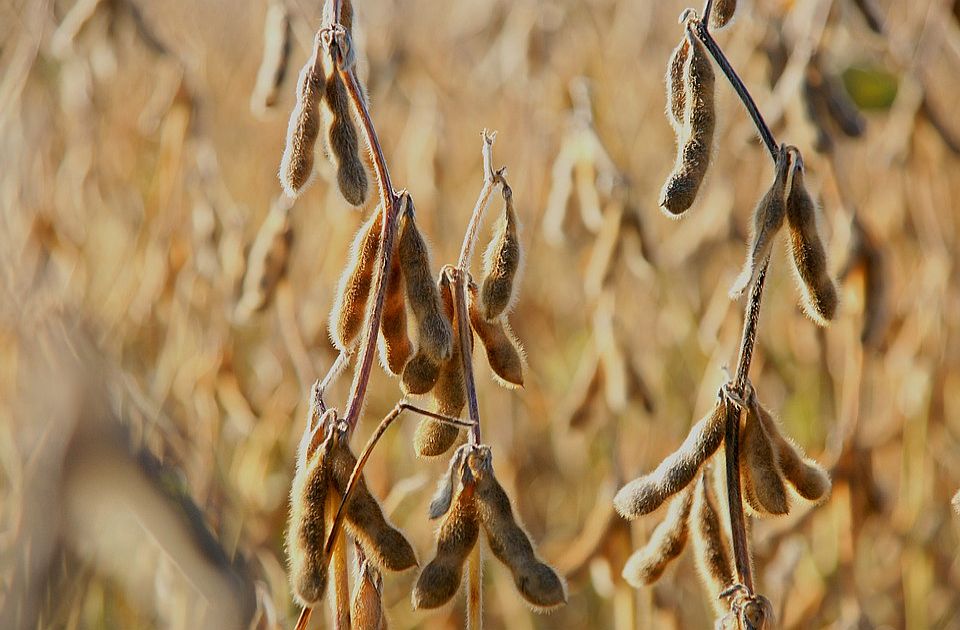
[2,0,960,628]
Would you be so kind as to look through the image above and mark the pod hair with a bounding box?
[278,36,324,198]
[236,197,293,320]
[665,35,690,135]
[741,397,790,516]
[351,560,387,630]
[614,399,726,518]
[785,152,838,325]
[659,27,715,217]
[710,0,738,29]
[755,401,830,502]
[428,446,470,519]
[250,1,292,114]
[468,281,524,389]
[480,181,523,320]
[378,200,413,375]
[691,469,735,610]
[729,145,790,299]
[622,486,693,587]
[329,205,383,351]
[470,447,567,611]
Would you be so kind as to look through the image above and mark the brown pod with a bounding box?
[741,400,790,516]
[236,197,293,319]
[480,182,523,320]
[622,486,694,587]
[665,36,690,134]
[468,282,524,388]
[401,351,441,396]
[378,215,413,375]
[822,70,866,138]
[840,217,886,348]
[710,0,737,29]
[328,431,418,571]
[470,447,567,610]
[287,426,333,606]
[429,446,469,519]
[755,403,830,502]
[691,469,735,608]
[785,155,838,325]
[659,29,715,216]
[351,560,387,630]
[250,1,292,113]
[729,145,790,299]
[329,206,383,351]
[278,38,324,198]
[398,198,453,363]
[614,401,726,518]
[413,480,480,609]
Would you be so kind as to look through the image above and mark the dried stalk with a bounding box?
[468,543,483,629]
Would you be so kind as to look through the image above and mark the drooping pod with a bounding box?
[401,352,441,396]
[729,145,790,299]
[328,429,418,571]
[622,486,693,587]
[614,400,726,518]
[741,399,789,516]
[665,35,690,135]
[480,182,523,320]
[351,560,387,630]
[785,152,838,325]
[710,0,738,29]
[469,447,567,610]
[235,196,293,320]
[468,282,524,388]
[755,402,830,502]
[378,199,413,375]
[429,446,470,519]
[278,36,324,198]
[412,477,480,609]
[691,469,735,610]
[329,206,383,351]
[659,28,716,217]
[250,0,292,114]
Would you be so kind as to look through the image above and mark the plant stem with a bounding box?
[467,543,483,630]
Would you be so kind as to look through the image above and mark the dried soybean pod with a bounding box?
[468,282,524,388]
[398,197,453,362]
[471,448,567,610]
[328,431,418,571]
[401,351,441,395]
[413,480,480,609]
[710,0,737,29]
[785,153,838,325]
[250,0,292,114]
[480,182,523,320]
[659,28,716,216]
[278,36,324,198]
[329,206,383,351]
[351,561,386,630]
[323,0,354,33]
[823,73,866,138]
[236,196,293,320]
[691,470,735,608]
[741,400,789,516]
[614,400,726,518]
[756,403,830,502]
[287,424,334,606]
[622,486,694,587]
[429,446,468,519]
[378,199,413,375]
[729,145,790,299]
[665,36,690,134]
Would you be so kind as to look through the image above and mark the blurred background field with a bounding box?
[2,0,960,628]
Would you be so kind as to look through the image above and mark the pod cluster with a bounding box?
[413,446,567,611]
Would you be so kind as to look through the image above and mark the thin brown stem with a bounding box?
[456,131,502,270]
[467,543,483,630]
[295,606,312,630]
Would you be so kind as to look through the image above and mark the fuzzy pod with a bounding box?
[398,199,453,363]
[250,1,292,113]
[278,40,324,198]
[322,0,354,33]
[659,29,715,217]
[236,198,293,319]
[614,401,726,518]
[665,36,690,134]
[378,220,413,375]
[287,428,333,606]
[785,157,838,325]
[741,402,790,516]
[755,403,831,502]
[328,432,418,571]
[729,145,790,299]
[400,351,441,396]
[739,594,776,630]
[329,206,383,351]
[351,561,387,630]
[691,470,735,609]
[470,448,567,610]
[622,486,694,587]
[710,0,738,29]
[468,282,524,388]
[480,183,523,320]
[412,481,480,609]
[429,447,469,519]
